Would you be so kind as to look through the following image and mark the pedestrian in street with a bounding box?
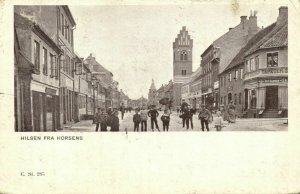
[180,99,188,128]
[140,107,148,132]
[214,111,223,131]
[161,109,171,131]
[110,110,120,132]
[94,108,102,132]
[198,104,211,131]
[227,101,236,123]
[98,108,108,132]
[133,108,141,132]
[120,103,125,120]
[184,105,194,130]
[148,106,160,132]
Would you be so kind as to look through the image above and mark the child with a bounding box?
[133,109,141,132]
[161,109,171,132]
[214,111,223,131]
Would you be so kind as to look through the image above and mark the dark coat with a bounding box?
[133,114,141,123]
[110,115,119,131]
[148,110,159,118]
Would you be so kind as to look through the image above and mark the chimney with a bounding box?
[229,28,233,31]
[277,6,288,25]
[248,11,258,37]
[240,16,247,23]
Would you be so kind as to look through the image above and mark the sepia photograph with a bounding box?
[14,4,288,132]
[2,0,300,194]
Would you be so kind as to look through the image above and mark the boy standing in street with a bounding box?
[198,104,211,131]
[133,109,141,132]
[140,107,148,132]
[161,109,171,131]
[148,106,160,132]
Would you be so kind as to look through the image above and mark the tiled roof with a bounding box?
[245,21,287,56]
[223,22,278,73]
[85,55,112,75]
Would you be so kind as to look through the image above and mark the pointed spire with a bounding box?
[150,78,156,90]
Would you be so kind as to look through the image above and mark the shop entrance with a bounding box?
[266,86,278,110]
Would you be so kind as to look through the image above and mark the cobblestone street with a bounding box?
[62,111,288,132]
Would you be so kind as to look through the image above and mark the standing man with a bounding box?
[120,103,125,120]
[99,108,108,132]
[180,99,188,128]
[94,108,101,132]
[198,104,211,131]
[185,105,194,130]
[110,111,120,132]
[140,106,148,132]
[148,106,160,132]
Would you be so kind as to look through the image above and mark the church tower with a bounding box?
[173,26,193,107]
[148,79,157,107]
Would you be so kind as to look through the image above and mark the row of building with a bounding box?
[180,7,288,118]
[14,6,131,132]
[148,6,288,118]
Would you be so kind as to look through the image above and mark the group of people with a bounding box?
[94,108,120,132]
[94,100,236,132]
[132,106,171,132]
[180,100,212,131]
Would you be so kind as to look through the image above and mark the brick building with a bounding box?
[173,26,193,108]
[201,14,260,110]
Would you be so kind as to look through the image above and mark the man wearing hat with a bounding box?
[198,104,211,131]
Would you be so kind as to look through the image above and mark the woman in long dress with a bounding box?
[227,101,236,123]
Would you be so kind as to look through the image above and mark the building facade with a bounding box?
[173,26,193,108]
[201,14,259,110]
[15,13,61,131]
[243,7,288,118]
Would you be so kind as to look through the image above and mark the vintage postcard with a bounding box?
[0,0,300,193]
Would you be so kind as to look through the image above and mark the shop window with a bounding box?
[42,47,48,75]
[34,41,40,72]
[267,52,278,67]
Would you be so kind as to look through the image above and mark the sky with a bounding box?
[69,1,286,99]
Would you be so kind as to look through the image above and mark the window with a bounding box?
[71,30,73,47]
[42,47,48,75]
[182,70,187,75]
[229,73,232,82]
[221,97,223,104]
[58,8,60,30]
[180,51,187,61]
[235,70,238,80]
[250,58,254,71]
[65,19,67,38]
[240,68,243,79]
[250,89,257,109]
[267,52,278,67]
[50,53,54,77]
[246,60,250,72]
[34,41,40,72]
[239,93,242,105]
[61,14,64,35]
[255,56,259,70]
[234,93,237,105]
[71,59,74,77]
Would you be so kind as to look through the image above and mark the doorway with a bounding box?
[266,86,278,110]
